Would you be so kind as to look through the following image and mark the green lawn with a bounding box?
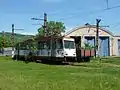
[0,57,120,90]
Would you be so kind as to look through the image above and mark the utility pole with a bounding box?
[96,19,101,57]
[2,31,5,55]
[44,13,47,36]
[11,24,24,58]
[85,20,109,58]
[31,13,48,36]
[106,0,109,9]
[11,24,14,51]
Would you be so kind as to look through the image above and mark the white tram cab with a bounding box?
[62,37,76,58]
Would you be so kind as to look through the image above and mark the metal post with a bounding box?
[12,24,14,51]
[96,19,101,57]
[11,24,14,58]
[2,31,5,55]
[106,0,109,9]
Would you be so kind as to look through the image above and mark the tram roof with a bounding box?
[17,36,64,44]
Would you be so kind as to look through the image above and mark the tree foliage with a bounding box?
[38,21,66,36]
[0,36,9,48]
[25,38,38,62]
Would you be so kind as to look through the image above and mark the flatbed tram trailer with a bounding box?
[14,36,77,62]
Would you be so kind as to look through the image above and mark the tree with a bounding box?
[0,35,9,54]
[0,36,9,48]
[38,21,66,36]
[26,38,38,62]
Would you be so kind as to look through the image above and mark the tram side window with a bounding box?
[37,41,50,49]
[19,44,28,50]
[56,40,63,49]
[38,41,44,49]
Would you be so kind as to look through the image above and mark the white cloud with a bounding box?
[43,0,63,3]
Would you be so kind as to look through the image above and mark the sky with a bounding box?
[0,0,120,35]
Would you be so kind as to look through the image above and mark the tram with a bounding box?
[13,36,77,62]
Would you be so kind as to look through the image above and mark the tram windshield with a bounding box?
[64,40,75,49]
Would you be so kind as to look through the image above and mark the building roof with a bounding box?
[114,35,120,37]
[66,25,114,36]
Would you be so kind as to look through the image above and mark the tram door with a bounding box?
[51,39,56,58]
[73,36,81,58]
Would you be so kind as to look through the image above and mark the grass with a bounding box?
[0,57,120,90]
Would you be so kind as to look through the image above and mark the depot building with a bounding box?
[65,25,120,57]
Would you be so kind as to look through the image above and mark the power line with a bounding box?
[56,4,120,21]
[48,0,109,16]
[109,22,120,28]
[104,4,120,10]
[57,9,104,21]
